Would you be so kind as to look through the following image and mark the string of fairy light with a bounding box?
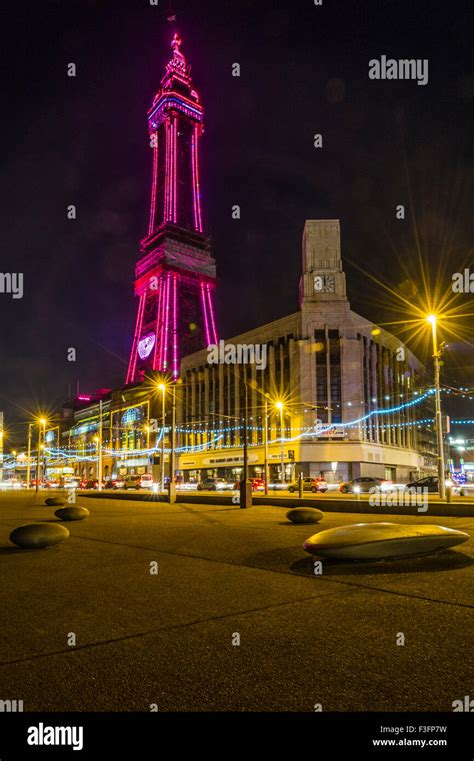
[2,384,473,470]
[1,388,472,468]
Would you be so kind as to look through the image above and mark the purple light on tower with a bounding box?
[126,33,218,385]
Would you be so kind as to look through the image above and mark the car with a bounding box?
[405,476,469,496]
[339,477,392,494]
[197,478,233,491]
[232,477,265,492]
[123,474,154,490]
[288,477,328,494]
[104,478,124,490]
[81,479,99,490]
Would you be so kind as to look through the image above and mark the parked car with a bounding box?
[339,477,393,494]
[81,479,99,490]
[287,476,328,494]
[405,476,469,496]
[104,478,124,490]
[123,474,154,490]
[232,477,265,492]
[197,478,233,491]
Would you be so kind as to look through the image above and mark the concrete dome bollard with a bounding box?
[55,507,89,521]
[10,523,70,549]
[286,507,324,524]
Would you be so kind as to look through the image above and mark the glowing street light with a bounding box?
[425,313,446,499]
[35,417,47,493]
[144,424,151,450]
[157,382,167,493]
[275,401,285,485]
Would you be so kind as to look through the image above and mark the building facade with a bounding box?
[177,220,436,485]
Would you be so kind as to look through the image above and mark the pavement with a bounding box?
[0,491,472,712]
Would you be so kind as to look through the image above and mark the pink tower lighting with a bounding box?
[126,33,218,384]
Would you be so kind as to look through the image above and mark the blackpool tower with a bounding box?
[126,33,218,384]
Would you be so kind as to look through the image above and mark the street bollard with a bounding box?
[298,472,304,498]
[239,479,253,509]
[168,480,176,504]
[446,485,452,504]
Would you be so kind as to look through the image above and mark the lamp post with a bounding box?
[26,423,32,489]
[158,383,166,493]
[426,314,446,499]
[276,401,285,485]
[263,395,269,495]
[168,383,176,504]
[93,436,99,485]
[35,418,46,493]
[41,419,47,486]
[239,379,252,508]
[97,399,103,491]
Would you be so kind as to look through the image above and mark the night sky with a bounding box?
[0,0,472,438]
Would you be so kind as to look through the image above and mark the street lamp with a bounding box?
[144,424,151,450]
[275,401,285,485]
[263,395,270,495]
[426,314,446,499]
[158,382,166,493]
[168,382,177,504]
[35,418,47,493]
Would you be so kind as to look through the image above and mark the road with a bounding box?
[86,486,474,503]
[0,491,472,712]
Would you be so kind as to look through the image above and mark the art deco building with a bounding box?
[178,220,436,485]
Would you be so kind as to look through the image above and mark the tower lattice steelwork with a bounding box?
[126,33,217,384]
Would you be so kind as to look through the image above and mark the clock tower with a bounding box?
[299,220,347,306]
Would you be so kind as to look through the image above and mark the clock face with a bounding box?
[314,274,335,293]
[137,332,156,359]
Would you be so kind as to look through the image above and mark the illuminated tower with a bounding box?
[126,33,218,384]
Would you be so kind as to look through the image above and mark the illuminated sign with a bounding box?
[137,333,156,359]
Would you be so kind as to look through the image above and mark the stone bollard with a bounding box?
[239,479,253,509]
